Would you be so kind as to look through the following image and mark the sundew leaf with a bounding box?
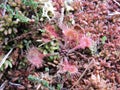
[26,47,44,68]
[62,29,79,42]
[73,36,93,50]
[58,58,78,74]
[44,24,58,38]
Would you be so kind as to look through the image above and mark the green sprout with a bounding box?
[101,36,107,44]
[0,59,13,71]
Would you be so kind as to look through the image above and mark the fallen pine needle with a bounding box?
[70,59,94,90]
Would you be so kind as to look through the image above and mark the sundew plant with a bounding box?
[0,0,120,90]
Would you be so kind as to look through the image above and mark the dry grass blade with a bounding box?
[0,48,13,68]
[0,80,8,90]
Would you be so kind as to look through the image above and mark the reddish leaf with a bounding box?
[44,24,58,38]
[26,47,44,68]
[74,36,93,49]
[58,58,78,74]
[63,29,79,42]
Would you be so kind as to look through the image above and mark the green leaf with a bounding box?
[57,84,62,90]
[22,0,38,9]
[28,75,41,83]
[101,36,107,44]
[4,60,9,69]
[0,3,5,8]
[45,67,49,72]
[7,60,13,68]
[41,80,49,87]
[15,11,30,23]
[0,65,4,71]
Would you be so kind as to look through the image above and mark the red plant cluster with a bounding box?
[62,27,93,50]
[44,24,58,38]
[45,24,93,50]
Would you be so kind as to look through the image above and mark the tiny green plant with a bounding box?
[22,0,38,9]
[14,11,30,23]
[28,75,55,90]
[0,59,13,71]
[28,75,41,83]
[0,3,14,17]
[41,40,59,62]
[101,36,107,44]
[57,84,63,90]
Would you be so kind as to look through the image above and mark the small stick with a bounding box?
[70,59,94,90]
[9,82,24,87]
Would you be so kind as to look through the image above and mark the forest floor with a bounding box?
[0,0,120,90]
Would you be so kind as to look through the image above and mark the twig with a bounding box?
[9,82,23,87]
[70,59,94,90]
[0,80,8,90]
[113,0,120,7]
[0,48,13,68]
